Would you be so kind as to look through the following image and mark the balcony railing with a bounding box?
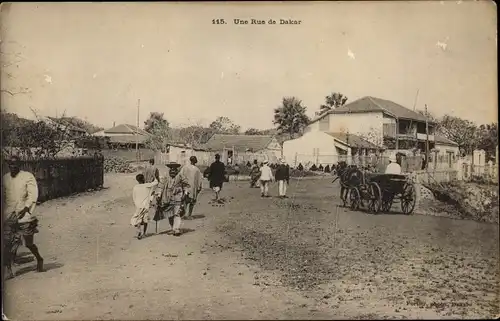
[383,123,434,140]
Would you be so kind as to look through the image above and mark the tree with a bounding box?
[273,97,310,139]
[476,123,498,160]
[177,125,215,146]
[144,112,170,151]
[59,116,103,134]
[1,110,80,159]
[244,128,261,135]
[1,3,31,98]
[318,92,348,115]
[438,115,479,155]
[209,116,241,134]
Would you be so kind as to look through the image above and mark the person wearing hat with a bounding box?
[178,156,203,220]
[156,162,190,236]
[275,158,290,198]
[385,154,402,175]
[3,156,45,278]
[206,154,226,203]
[259,160,274,198]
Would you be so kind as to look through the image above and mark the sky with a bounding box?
[0,1,497,131]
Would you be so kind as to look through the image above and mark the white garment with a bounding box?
[3,171,38,216]
[260,181,270,196]
[132,181,158,210]
[385,162,402,175]
[278,180,287,196]
[259,165,274,181]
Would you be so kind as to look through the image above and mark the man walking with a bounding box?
[178,156,203,220]
[206,154,226,203]
[275,158,290,198]
[157,162,190,236]
[249,159,261,188]
[143,158,160,183]
[3,156,44,279]
[259,160,274,198]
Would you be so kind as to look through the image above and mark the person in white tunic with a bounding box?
[178,156,203,220]
[385,155,402,175]
[259,160,275,198]
[131,173,158,239]
[3,156,44,279]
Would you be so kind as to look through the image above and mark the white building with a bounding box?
[305,96,459,159]
[283,131,382,167]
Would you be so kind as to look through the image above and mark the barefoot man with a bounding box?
[178,156,203,220]
[3,156,44,279]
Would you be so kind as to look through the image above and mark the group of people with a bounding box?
[131,156,204,239]
[131,154,229,239]
[249,158,290,198]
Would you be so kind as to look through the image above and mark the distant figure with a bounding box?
[259,160,274,198]
[297,163,304,171]
[421,154,427,170]
[324,165,331,173]
[3,156,44,279]
[318,164,324,171]
[131,174,158,239]
[385,155,402,175]
[207,154,226,203]
[143,158,160,183]
[249,159,261,188]
[275,158,290,198]
[178,156,203,220]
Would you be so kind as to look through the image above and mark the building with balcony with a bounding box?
[305,96,458,157]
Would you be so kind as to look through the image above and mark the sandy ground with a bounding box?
[4,173,499,320]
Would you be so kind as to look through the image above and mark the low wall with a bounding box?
[3,156,104,202]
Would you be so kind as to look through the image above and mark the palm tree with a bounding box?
[318,92,348,115]
[273,97,310,139]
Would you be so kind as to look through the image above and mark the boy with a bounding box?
[131,173,158,239]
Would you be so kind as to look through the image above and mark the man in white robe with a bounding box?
[3,156,44,278]
[178,156,203,220]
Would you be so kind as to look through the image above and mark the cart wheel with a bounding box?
[381,195,393,213]
[368,182,382,214]
[349,187,361,211]
[401,182,417,215]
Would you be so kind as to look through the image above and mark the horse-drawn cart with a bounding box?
[333,162,417,215]
[358,173,417,215]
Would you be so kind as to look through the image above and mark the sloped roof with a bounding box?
[434,135,459,146]
[325,132,381,150]
[312,96,434,124]
[108,135,148,144]
[201,134,276,152]
[104,124,150,136]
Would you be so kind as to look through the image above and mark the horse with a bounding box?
[331,161,365,207]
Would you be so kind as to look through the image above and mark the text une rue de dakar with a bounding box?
[212,18,302,25]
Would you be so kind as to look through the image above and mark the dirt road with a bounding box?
[4,173,499,319]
